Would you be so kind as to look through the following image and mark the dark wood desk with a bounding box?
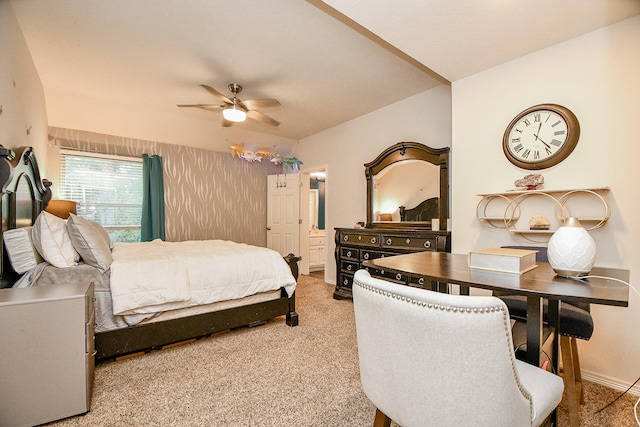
[363,251,629,367]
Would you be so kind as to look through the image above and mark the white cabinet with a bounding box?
[0,283,95,427]
[309,234,326,271]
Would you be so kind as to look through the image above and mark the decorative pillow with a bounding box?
[67,213,113,273]
[3,227,42,273]
[31,211,80,268]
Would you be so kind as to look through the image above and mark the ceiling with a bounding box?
[10,0,640,153]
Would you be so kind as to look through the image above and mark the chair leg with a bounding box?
[373,408,392,427]
[560,335,580,427]
[570,337,585,404]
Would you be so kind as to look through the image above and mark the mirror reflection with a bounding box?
[373,160,440,222]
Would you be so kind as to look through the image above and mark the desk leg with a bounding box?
[547,299,560,427]
[547,300,560,372]
[526,296,543,367]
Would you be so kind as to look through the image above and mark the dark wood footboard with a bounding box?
[95,253,300,360]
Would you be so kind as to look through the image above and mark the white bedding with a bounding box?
[110,239,296,316]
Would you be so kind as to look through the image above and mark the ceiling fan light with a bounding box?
[223,105,246,122]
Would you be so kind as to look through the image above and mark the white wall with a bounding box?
[0,2,48,166]
[452,15,640,390]
[294,85,452,285]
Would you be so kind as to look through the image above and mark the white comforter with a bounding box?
[109,239,296,316]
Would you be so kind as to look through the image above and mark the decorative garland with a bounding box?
[230,143,302,172]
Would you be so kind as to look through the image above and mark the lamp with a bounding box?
[44,199,77,219]
[547,217,596,277]
[222,102,247,122]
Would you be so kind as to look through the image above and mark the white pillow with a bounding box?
[67,214,112,273]
[31,211,80,268]
[3,227,42,273]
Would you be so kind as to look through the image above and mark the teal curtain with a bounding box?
[141,154,166,241]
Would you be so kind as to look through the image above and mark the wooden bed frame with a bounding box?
[0,146,299,360]
[399,197,439,222]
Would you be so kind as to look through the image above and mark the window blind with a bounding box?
[59,150,143,243]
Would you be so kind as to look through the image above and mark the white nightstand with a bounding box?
[0,282,95,427]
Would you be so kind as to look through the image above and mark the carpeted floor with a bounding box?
[44,274,637,426]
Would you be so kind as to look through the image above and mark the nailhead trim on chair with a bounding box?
[353,278,536,420]
[354,279,506,314]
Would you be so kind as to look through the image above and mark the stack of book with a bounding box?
[468,247,538,275]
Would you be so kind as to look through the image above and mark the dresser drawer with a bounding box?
[408,275,430,288]
[340,247,359,260]
[338,273,354,288]
[360,249,396,262]
[381,235,437,251]
[340,260,360,273]
[340,232,380,247]
[368,267,408,284]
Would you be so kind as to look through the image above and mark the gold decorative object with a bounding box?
[26,125,32,135]
[529,214,550,230]
[514,173,544,190]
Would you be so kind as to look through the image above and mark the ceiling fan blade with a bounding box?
[246,110,280,127]
[201,84,232,104]
[241,99,281,110]
[177,103,224,111]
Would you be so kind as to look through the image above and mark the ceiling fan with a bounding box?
[177,83,280,127]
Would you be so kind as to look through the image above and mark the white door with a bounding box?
[267,174,300,258]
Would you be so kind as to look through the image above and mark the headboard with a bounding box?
[0,146,52,288]
[399,197,439,222]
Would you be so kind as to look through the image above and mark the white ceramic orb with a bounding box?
[547,217,596,277]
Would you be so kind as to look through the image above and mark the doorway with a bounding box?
[300,168,326,276]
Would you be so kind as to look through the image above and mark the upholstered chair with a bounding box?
[352,269,564,427]
[497,246,593,427]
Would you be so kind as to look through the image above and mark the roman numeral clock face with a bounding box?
[502,104,580,170]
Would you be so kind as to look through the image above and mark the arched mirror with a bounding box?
[365,142,450,229]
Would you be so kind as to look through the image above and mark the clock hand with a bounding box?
[534,135,552,149]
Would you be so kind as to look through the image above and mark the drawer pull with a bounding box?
[395,273,402,280]
[343,235,349,241]
[371,237,377,244]
[363,253,370,259]
[343,279,349,285]
[347,265,353,271]
[386,239,392,245]
[424,241,431,248]
[418,278,425,285]
[346,250,352,257]
[406,238,410,244]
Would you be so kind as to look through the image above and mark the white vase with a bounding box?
[547,217,596,277]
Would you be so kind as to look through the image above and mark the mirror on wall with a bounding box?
[365,142,449,229]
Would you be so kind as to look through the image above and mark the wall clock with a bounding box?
[502,103,580,170]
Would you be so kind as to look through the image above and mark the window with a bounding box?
[59,150,143,243]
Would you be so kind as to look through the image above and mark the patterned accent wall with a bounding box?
[47,127,277,246]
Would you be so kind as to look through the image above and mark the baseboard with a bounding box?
[582,370,640,397]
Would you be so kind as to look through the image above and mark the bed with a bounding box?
[0,146,300,360]
[399,197,439,222]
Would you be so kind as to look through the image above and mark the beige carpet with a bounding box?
[45,274,637,426]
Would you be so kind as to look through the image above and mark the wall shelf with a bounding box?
[476,187,610,243]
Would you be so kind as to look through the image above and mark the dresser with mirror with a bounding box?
[334,142,452,299]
